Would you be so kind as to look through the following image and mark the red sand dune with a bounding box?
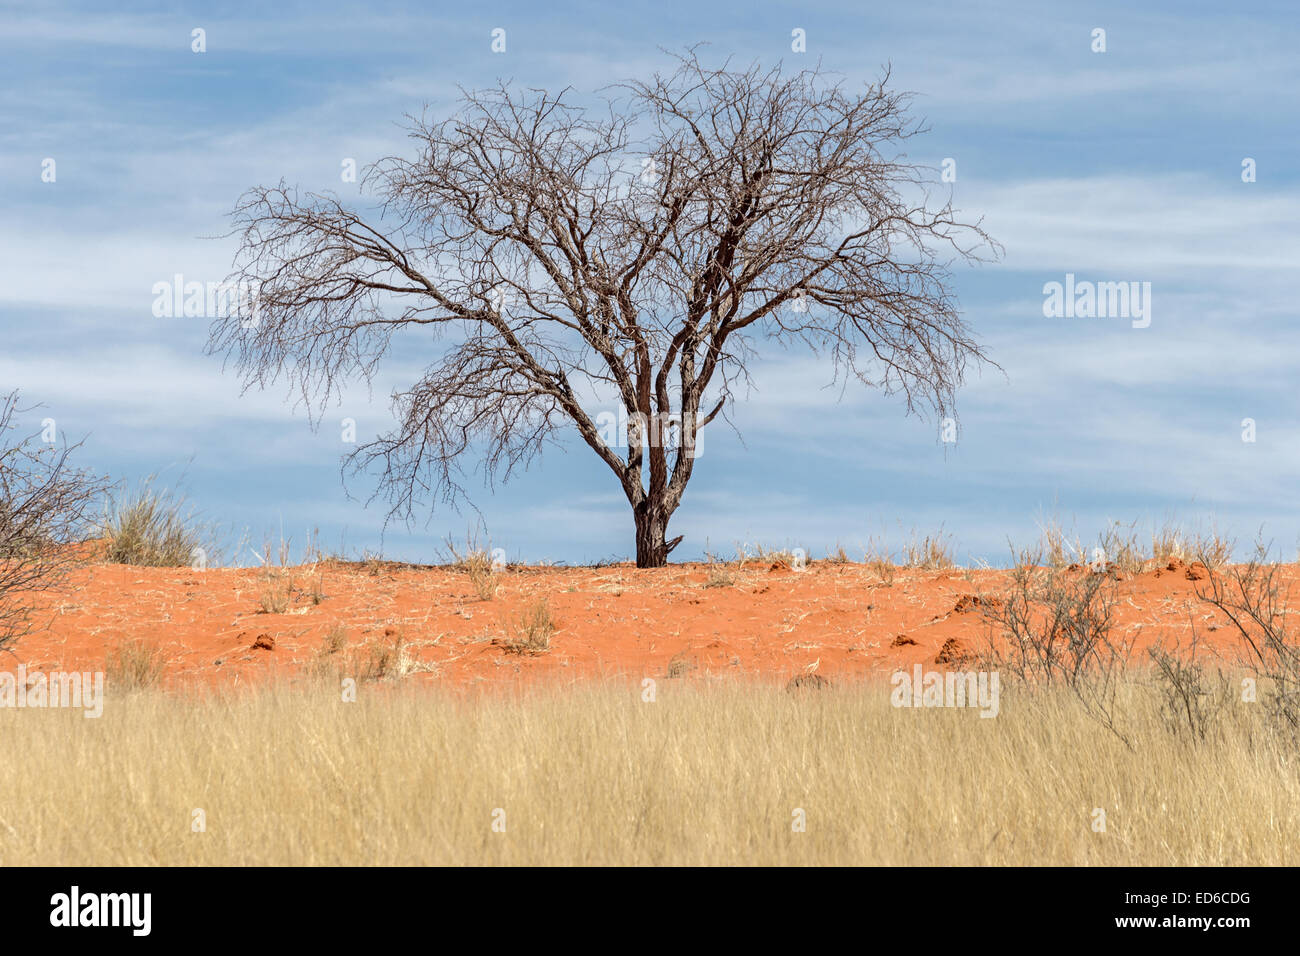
[11,555,1276,691]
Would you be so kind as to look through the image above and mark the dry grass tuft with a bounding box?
[902,529,955,570]
[823,544,852,565]
[702,564,736,588]
[447,534,501,601]
[103,478,213,567]
[106,638,166,692]
[499,599,556,655]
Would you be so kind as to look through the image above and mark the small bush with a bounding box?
[978,555,1133,746]
[252,537,296,613]
[1195,543,1300,733]
[1148,638,1231,742]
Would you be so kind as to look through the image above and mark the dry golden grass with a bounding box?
[0,677,1296,865]
[447,534,501,601]
[702,563,737,588]
[1034,514,1236,574]
[499,598,556,655]
[105,638,166,692]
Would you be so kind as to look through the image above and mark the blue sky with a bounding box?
[3,0,1298,565]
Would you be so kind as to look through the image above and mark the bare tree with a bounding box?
[210,49,998,567]
[0,391,109,652]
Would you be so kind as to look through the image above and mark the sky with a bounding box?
[2,0,1298,566]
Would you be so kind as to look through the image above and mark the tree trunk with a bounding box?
[634,504,666,568]
[633,501,682,568]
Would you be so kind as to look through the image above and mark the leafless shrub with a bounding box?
[1195,542,1300,732]
[1147,628,1232,743]
[978,553,1133,746]
[0,391,109,653]
[1191,529,1234,572]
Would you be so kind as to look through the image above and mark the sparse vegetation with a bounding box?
[255,537,295,613]
[0,390,109,652]
[447,535,500,601]
[106,638,166,691]
[1036,514,1084,568]
[103,477,213,567]
[860,527,956,575]
[358,632,408,681]
[731,543,805,569]
[978,552,1133,746]
[702,564,736,588]
[322,623,348,654]
[863,542,896,587]
[305,566,326,605]
[903,528,956,570]
[1035,514,1234,575]
[823,544,851,565]
[306,625,349,681]
[665,652,695,678]
[1148,633,1232,743]
[500,599,556,655]
[1195,542,1300,732]
[258,570,292,613]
